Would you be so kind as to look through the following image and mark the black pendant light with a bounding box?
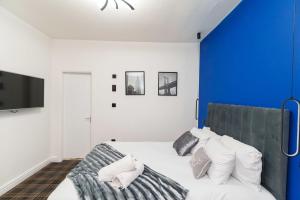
[100,0,135,11]
[281,0,300,157]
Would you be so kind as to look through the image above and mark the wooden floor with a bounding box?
[0,160,80,200]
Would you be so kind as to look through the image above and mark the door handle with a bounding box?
[195,98,199,120]
[85,117,92,123]
[281,97,300,157]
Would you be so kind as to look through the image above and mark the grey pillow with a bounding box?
[190,147,211,179]
[173,132,199,156]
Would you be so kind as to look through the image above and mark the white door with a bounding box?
[63,73,91,159]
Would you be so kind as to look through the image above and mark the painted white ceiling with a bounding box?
[0,0,240,42]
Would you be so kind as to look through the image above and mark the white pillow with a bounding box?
[190,142,206,154]
[190,127,220,154]
[190,126,211,137]
[205,138,235,184]
[220,135,262,191]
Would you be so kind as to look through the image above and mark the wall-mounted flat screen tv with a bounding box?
[0,71,44,110]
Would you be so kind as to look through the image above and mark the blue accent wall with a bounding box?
[199,0,300,199]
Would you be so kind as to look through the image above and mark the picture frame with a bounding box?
[158,72,178,96]
[125,71,145,95]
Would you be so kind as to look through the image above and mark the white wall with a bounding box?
[0,6,199,189]
[50,40,199,160]
[0,7,51,192]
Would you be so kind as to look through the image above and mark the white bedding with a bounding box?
[48,142,275,200]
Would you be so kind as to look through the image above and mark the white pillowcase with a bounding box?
[190,126,211,137]
[205,138,235,184]
[220,135,262,191]
[190,127,220,154]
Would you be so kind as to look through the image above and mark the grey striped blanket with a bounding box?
[68,143,189,200]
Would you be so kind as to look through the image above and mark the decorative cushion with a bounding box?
[173,132,199,156]
[190,148,211,179]
[190,127,221,154]
[205,138,236,184]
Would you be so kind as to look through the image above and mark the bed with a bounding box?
[48,103,289,200]
[49,142,276,200]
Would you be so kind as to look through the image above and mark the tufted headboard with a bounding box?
[205,103,289,200]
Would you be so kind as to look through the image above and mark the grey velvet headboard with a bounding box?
[205,103,289,200]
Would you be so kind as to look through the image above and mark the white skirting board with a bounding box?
[0,157,56,196]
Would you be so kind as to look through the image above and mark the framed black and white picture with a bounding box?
[125,71,145,95]
[158,72,178,96]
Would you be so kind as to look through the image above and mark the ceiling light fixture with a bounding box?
[100,0,135,11]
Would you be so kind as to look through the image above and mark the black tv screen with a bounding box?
[0,71,44,110]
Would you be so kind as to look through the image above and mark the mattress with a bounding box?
[48,142,276,200]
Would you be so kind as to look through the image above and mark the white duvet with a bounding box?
[48,142,275,200]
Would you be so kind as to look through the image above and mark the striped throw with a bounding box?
[68,143,189,200]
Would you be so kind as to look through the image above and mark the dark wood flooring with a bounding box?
[0,160,80,200]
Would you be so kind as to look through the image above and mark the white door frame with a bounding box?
[61,71,93,159]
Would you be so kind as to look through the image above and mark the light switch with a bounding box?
[112,85,116,92]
